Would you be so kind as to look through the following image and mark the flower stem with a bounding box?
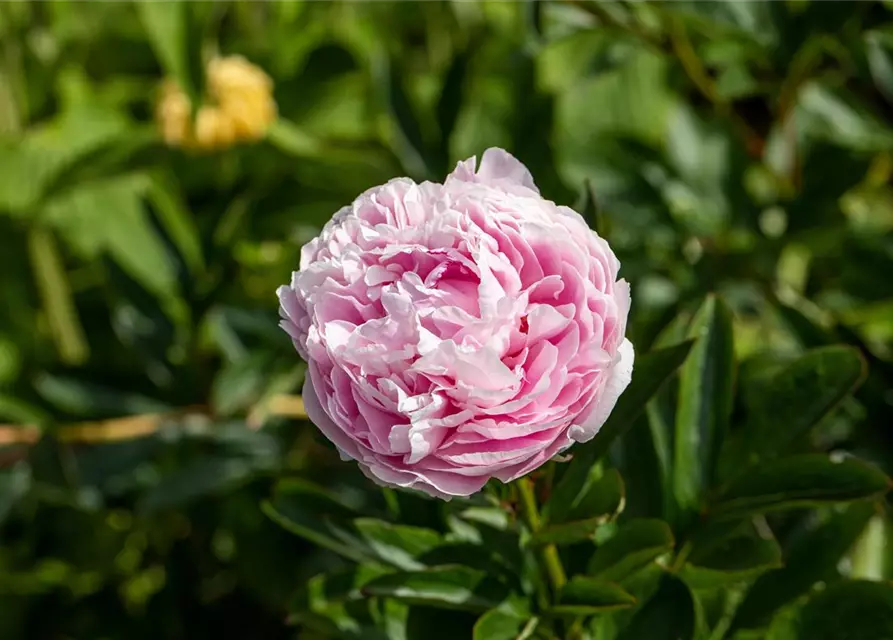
[518,477,567,599]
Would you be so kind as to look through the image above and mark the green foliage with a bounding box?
[0,1,892,638]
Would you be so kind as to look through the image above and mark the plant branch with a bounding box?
[518,477,567,599]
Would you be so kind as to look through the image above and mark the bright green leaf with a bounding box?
[473,596,535,640]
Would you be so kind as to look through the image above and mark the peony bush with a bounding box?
[3,3,893,640]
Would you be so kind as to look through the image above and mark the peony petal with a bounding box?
[569,338,635,443]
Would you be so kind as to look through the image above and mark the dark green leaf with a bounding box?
[617,576,695,640]
[588,519,675,583]
[732,501,876,630]
[531,517,604,547]
[550,576,636,616]
[263,479,375,565]
[578,179,605,236]
[360,566,510,613]
[33,373,169,419]
[0,463,31,525]
[680,526,782,589]
[437,47,470,168]
[548,340,695,523]
[674,295,735,529]
[712,455,889,519]
[794,580,893,640]
[729,346,866,469]
[374,53,433,180]
[354,519,443,571]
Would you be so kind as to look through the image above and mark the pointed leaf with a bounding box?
[673,295,735,529]
[794,580,893,640]
[731,501,876,630]
[360,566,510,613]
[547,340,695,523]
[680,526,782,589]
[588,519,675,583]
[712,455,889,519]
[550,576,636,616]
[473,597,535,640]
[727,346,865,472]
[374,53,433,180]
[354,519,443,571]
[263,480,375,565]
[531,518,604,548]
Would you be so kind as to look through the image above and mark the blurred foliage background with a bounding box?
[1,1,893,639]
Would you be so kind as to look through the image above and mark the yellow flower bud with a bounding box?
[155,55,276,152]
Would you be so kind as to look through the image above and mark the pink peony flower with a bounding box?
[277,149,633,499]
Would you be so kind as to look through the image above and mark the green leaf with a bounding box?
[588,519,675,583]
[547,340,695,523]
[531,518,604,548]
[373,53,433,180]
[796,81,893,152]
[473,597,535,640]
[41,174,178,303]
[263,480,375,565]
[731,501,876,630]
[290,565,391,631]
[617,576,695,640]
[27,228,88,366]
[0,463,31,525]
[712,455,890,519]
[673,295,735,529]
[793,580,893,640]
[136,1,204,103]
[0,107,130,214]
[578,179,605,236]
[33,373,169,419]
[679,526,782,589]
[866,29,893,105]
[550,576,637,616]
[561,467,626,525]
[147,176,204,275]
[360,566,510,613]
[354,519,443,571]
[729,346,866,469]
[436,47,470,171]
[140,456,259,513]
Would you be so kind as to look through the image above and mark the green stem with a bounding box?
[518,477,567,598]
